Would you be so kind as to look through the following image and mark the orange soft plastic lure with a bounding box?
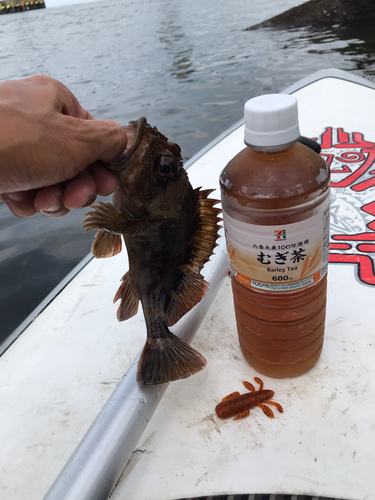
[215,377,283,421]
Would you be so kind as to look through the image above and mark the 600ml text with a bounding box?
[272,275,291,281]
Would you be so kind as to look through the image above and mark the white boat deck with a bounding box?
[1,70,375,500]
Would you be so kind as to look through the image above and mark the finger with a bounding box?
[15,75,91,119]
[68,118,128,165]
[61,92,94,120]
[89,163,119,196]
[34,185,70,217]
[62,170,97,210]
[1,190,38,218]
[49,77,94,120]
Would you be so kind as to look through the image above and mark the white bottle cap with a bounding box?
[244,93,300,148]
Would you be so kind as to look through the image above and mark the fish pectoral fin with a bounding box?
[83,201,148,235]
[83,202,126,234]
[137,331,207,385]
[91,231,122,258]
[166,270,208,326]
[114,271,139,321]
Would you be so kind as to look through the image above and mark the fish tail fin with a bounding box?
[137,332,206,386]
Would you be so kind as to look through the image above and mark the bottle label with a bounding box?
[223,199,330,292]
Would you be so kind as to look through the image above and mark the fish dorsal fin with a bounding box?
[114,271,139,321]
[166,188,221,326]
[91,231,122,258]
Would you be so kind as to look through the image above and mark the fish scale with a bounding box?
[83,117,221,385]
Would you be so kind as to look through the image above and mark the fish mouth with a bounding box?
[108,117,148,173]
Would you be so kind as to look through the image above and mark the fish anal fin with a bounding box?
[91,231,122,258]
[114,271,139,321]
[137,334,207,385]
[166,271,208,326]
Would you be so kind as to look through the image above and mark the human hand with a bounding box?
[0,75,128,217]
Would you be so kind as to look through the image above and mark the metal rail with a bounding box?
[43,234,229,500]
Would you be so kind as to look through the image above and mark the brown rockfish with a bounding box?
[83,117,221,386]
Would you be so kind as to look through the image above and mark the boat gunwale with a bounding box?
[2,69,373,354]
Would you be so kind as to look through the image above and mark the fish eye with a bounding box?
[156,156,178,177]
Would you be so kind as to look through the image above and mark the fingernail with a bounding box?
[40,195,63,216]
[48,195,63,211]
[6,192,26,202]
[79,193,96,208]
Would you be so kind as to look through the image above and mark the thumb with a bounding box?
[71,118,129,165]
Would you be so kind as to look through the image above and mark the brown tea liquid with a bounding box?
[220,142,330,378]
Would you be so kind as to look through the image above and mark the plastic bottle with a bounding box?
[220,94,330,378]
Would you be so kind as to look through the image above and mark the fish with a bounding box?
[83,117,221,385]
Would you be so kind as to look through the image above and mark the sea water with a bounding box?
[0,0,374,343]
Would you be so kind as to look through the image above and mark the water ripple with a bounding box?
[0,0,374,340]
